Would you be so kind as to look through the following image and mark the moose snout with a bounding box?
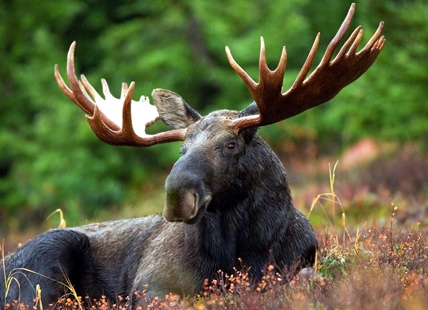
[163,188,211,223]
[163,152,213,223]
[163,190,196,222]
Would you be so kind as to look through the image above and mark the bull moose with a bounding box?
[0,4,385,308]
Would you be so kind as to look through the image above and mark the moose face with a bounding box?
[163,109,257,224]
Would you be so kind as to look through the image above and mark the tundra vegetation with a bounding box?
[2,199,428,309]
[1,0,427,309]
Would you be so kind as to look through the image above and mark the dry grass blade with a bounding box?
[46,209,67,228]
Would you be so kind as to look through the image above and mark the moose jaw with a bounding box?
[0,3,384,309]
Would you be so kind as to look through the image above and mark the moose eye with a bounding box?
[226,141,236,150]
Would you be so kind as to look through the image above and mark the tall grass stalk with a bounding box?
[46,209,67,228]
[307,161,357,243]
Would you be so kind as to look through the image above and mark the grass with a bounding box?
[3,198,427,309]
[4,214,426,309]
[2,267,84,310]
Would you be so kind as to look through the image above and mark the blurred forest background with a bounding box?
[0,0,427,241]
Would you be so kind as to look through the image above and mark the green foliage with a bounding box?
[289,0,428,147]
[0,0,426,226]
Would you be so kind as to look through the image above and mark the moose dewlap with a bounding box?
[0,3,384,308]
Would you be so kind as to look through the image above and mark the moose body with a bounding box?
[0,4,384,308]
[1,109,316,305]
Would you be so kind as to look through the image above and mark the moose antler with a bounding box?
[54,42,186,146]
[226,3,386,131]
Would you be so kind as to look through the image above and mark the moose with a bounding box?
[1,4,384,308]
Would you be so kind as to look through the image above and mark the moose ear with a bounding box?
[239,102,259,117]
[152,89,201,129]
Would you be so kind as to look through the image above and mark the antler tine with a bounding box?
[320,3,356,66]
[56,42,187,147]
[54,64,91,114]
[359,21,385,54]
[229,3,385,132]
[257,37,288,118]
[121,82,129,99]
[119,81,136,136]
[225,47,257,90]
[101,78,114,99]
[333,26,361,62]
[81,74,103,103]
[290,33,320,90]
[225,46,262,129]
[65,42,98,115]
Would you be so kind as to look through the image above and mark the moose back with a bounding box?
[0,4,384,308]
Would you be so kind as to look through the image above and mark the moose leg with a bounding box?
[1,229,100,307]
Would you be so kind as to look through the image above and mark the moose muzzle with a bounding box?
[163,189,211,223]
[163,155,212,223]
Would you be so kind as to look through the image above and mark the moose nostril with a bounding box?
[189,193,199,218]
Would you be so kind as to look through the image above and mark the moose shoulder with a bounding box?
[0,3,385,308]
